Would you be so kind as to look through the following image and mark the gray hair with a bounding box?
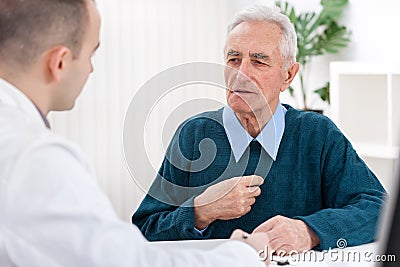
[226,5,297,70]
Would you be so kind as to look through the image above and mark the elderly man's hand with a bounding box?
[194,175,263,229]
[230,229,270,265]
[252,215,320,255]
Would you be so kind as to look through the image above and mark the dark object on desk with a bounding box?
[276,259,290,265]
[378,151,400,267]
[272,255,290,266]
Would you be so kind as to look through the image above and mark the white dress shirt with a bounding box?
[0,78,264,267]
[223,104,286,162]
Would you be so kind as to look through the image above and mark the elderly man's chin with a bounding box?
[227,95,263,116]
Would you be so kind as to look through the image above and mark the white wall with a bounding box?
[49,0,400,221]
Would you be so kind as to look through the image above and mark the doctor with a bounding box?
[0,0,269,266]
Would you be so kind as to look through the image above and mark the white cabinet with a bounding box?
[329,62,400,189]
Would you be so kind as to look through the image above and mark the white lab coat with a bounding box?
[0,78,264,267]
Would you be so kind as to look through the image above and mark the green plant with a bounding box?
[276,0,351,110]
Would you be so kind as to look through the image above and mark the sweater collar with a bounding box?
[222,103,286,162]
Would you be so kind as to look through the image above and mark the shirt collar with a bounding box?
[33,103,51,129]
[223,103,286,162]
[0,78,50,129]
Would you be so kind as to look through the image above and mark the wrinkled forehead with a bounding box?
[224,21,283,55]
[228,21,283,38]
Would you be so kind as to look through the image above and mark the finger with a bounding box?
[248,186,261,196]
[265,230,287,249]
[248,175,264,187]
[274,244,293,256]
[239,195,257,208]
[268,235,291,253]
[245,197,256,206]
[242,205,251,215]
[249,232,269,245]
[239,175,264,187]
[229,229,245,240]
[233,203,252,217]
[247,232,270,253]
[252,219,275,233]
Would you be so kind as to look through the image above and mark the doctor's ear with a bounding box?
[280,62,300,92]
[46,46,72,82]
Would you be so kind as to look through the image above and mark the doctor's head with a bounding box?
[224,5,299,117]
[0,0,101,114]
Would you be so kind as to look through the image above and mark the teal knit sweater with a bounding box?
[132,105,386,250]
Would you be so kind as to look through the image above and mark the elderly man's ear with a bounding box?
[281,62,300,92]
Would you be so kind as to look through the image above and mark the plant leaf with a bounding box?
[314,82,330,104]
[276,1,297,23]
[276,0,350,105]
[313,21,350,54]
[288,86,294,96]
[320,0,348,20]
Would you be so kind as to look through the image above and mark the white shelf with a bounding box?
[329,62,400,188]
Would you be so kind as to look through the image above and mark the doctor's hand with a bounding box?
[193,175,263,229]
[253,215,320,255]
[230,229,270,265]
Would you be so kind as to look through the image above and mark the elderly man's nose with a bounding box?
[236,67,250,83]
[236,60,252,80]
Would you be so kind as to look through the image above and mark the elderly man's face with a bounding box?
[224,21,290,116]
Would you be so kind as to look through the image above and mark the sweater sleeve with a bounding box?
[132,118,215,241]
[132,194,206,240]
[295,119,386,250]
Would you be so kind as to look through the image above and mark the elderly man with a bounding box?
[0,0,269,266]
[132,5,386,253]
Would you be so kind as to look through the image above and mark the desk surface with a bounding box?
[152,239,382,267]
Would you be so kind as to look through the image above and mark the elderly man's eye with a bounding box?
[253,60,265,65]
[228,58,240,63]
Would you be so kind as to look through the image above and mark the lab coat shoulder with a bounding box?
[0,105,99,216]
[1,128,103,214]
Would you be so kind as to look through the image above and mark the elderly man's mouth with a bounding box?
[231,90,258,96]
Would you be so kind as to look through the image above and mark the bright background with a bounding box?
[49,0,400,221]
